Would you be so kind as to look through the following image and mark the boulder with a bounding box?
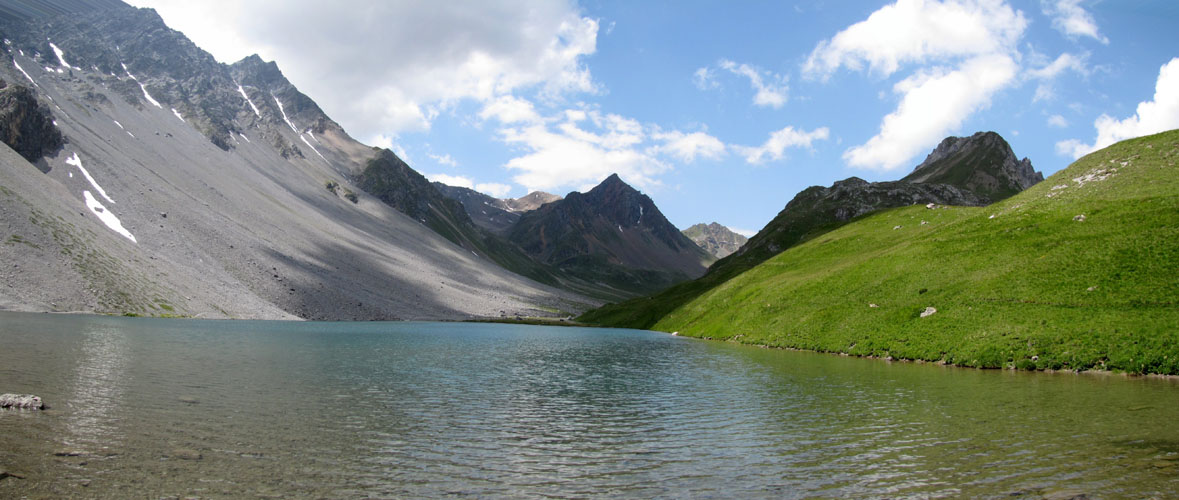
[0,394,45,410]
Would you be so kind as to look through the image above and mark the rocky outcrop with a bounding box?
[504,191,561,212]
[433,182,521,235]
[903,131,1043,202]
[0,393,45,410]
[683,222,748,259]
[0,81,63,162]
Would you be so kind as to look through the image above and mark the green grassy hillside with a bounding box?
[644,131,1178,374]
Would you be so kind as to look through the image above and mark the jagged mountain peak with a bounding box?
[683,222,748,259]
[904,130,1043,202]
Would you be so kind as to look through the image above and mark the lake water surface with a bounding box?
[1,311,1177,498]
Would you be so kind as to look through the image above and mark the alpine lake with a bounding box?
[1,310,1176,499]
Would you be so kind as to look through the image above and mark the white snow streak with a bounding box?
[272,94,298,132]
[237,84,261,117]
[48,42,77,70]
[300,134,327,161]
[66,152,114,204]
[122,62,162,108]
[112,120,123,129]
[83,191,136,243]
[12,59,36,85]
[239,132,251,143]
[171,108,185,122]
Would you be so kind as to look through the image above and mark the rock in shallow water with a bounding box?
[0,393,45,409]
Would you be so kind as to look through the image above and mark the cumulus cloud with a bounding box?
[128,0,598,143]
[495,108,671,193]
[649,130,726,163]
[1056,58,1179,158]
[735,126,830,165]
[1042,0,1108,44]
[806,0,1028,171]
[718,60,788,108]
[845,54,1019,170]
[1047,114,1069,128]
[802,0,1026,79]
[1028,52,1089,102]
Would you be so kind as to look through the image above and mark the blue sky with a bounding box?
[130,0,1178,235]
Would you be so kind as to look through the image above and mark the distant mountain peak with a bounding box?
[683,222,748,259]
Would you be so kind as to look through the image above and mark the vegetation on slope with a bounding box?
[612,131,1179,374]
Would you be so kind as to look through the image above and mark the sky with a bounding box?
[125,0,1179,236]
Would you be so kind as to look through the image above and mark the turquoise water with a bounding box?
[1,311,1177,498]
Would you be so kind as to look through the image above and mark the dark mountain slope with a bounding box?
[432,182,522,235]
[581,132,1042,328]
[509,174,714,297]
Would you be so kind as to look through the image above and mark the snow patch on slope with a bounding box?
[84,191,135,243]
[300,134,327,161]
[66,152,114,204]
[272,94,298,132]
[122,63,162,108]
[12,58,36,86]
[48,42,79,71]
[171,108,185,122]
[237,84,261,117]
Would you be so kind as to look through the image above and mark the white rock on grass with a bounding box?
[920,307,937,318]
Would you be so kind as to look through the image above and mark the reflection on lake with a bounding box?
[1,311,1176,498]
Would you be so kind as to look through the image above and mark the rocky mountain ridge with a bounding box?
[0,0,592,319]
[682,222,748,259]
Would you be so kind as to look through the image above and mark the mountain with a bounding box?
[0,1,592,319]
[683,222,748,259]
[508,174,715,298]
[634,130,1179,375]
[504,191,561,212]
[580,131,1042,329]
[432,183,563,236]
[902,131,1043,201]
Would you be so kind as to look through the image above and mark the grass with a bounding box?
[589,131,1179,375]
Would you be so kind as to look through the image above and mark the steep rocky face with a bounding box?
[505,191,561,212]
[432,182,521,235]
[683,222,748,259]
[0,0,592,320]
[0,80,63,162]
[903,131,1043,202]
[509,174,714,297]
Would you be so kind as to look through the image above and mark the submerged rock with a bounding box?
[0,393,45,409]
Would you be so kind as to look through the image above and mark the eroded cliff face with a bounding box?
[0,80,63,163]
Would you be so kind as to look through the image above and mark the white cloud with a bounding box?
[1042,0,1108,44]
[844,53,1019,170]
[428,153,458,167]
[729,227,758,238]
[803,0,1026,79]
[128,0,599,142]
[476,183,513,198]
[1047,114,1069,128]
[718,60,788,108]
[428,173,474,188]
[479,94,542,124]
[693,67,718,90]
[649,130,726,163]
[499,107,672,193]
[735,126,830,165]
[1028,52,1089,102]
[1057,58,1179,158]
